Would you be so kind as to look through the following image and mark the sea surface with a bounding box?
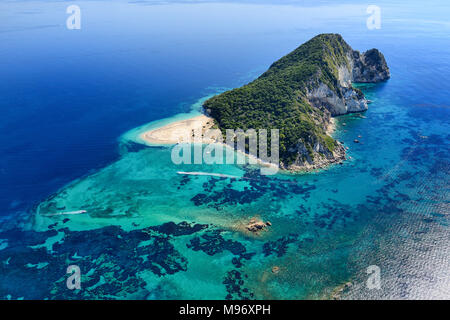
[0,0,449,299]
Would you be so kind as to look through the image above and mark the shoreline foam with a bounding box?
[136,111,341,174]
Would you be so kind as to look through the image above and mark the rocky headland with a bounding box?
[204,33,389,171]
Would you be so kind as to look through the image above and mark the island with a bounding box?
[141,33,389,171]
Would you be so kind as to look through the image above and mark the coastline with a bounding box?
[287,116,346,173]
[136,111,342,174]
[136,112,280,172]
[139,114,215,145]
[326,117,337,136]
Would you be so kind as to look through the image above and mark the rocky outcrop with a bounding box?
[246,218,271,234]
[288,43,389,170]
[204,34,389,172]
[331,281,353,300]
[352,49,390,83]
[306,47,390,116]
[271,266,280,274]
[307,82,368,116]
[287,134,346,171]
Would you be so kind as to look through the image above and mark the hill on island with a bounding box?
[203,33,389,170]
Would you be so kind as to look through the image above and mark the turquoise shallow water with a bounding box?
[0,0,449,299]
[29,82,450,299]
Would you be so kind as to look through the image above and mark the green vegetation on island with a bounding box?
[203,33,389,169]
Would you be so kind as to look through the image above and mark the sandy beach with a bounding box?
[139,114,279,173]
[140,115,215,144]
[141,113,337,145]
[138,113,338,174]
[326,117,336,136]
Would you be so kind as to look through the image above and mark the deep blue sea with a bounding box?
[0,0,449,299]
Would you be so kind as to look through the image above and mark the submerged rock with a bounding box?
[246,218,269,233]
